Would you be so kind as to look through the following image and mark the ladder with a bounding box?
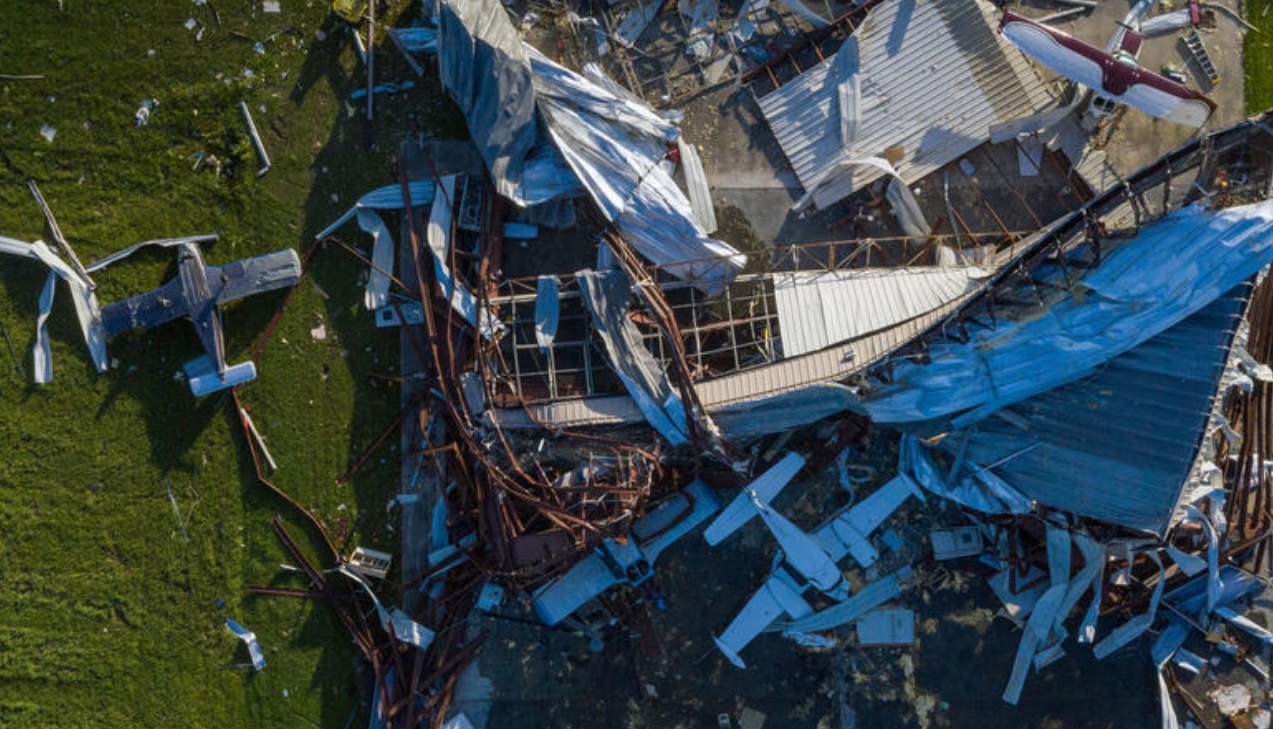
[1184,29,1221,86]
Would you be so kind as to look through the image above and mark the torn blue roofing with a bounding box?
[938,280,1252,535]
[855,200,1273,426]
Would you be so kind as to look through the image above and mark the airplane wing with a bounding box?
[208,249,302,305]
[814,473,925,568]
[101,277,188,336]
[1000,12,1215,127]
[704,452,805,546]
[85,234,219,273]
[714,570,814,668]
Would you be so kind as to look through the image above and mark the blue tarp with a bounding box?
[856,201,1273,426]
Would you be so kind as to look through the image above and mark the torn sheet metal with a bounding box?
[759,0,1052,210]
[777,0,828,28]
[1057,533,1104,640]
[424,174,490,333]
[1078,543,1106,643]
[534,275,560,350]
[1002,584,1065,705]
[577,268,688,445]
[1046,525,1071,590]
[387,26,438,53]
[705,452,805,545]
[899,435,1032,515]
[795,156,930,235]
[989,566,1049,624]
[678,0,720,60]
[1,236,108,380]
[1183,505,1221,618]
[858,201,1273,426]
[1017,134,1044,177]
[357,208,395,310]
[1094,550,1164,660]
[33,273,57,383]
[225,618,266,671]
[710,383,859,439]
[437,0,540,204]
[885,173,931,239]
[384,606,436,650]
[726,0,770,43]
[616,0,662,46]
[676,138,717,234]
[774,566,912,633]
[315,180,435,240]
[529,48,745,293]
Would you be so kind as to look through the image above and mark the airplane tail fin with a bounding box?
[185,355,257,396]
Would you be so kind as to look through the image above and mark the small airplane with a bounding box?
[710,470,924,667]
[98,238,301,396]
[999,10,1216,128]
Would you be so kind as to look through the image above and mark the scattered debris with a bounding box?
[347,546,392,580]
[238,100,272,176]
[224,619,266,671]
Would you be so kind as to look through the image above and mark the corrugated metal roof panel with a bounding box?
[758,0,1054,210]
[773,267,986,357]
[944,283,1251,535]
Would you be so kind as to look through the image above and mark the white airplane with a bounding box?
[711,472,924,667]
[999,9,1215,127]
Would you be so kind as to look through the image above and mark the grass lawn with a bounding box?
[0,1,459,725]
[1247,0,1273,112]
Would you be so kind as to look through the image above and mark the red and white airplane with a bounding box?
[999,10,1215,127]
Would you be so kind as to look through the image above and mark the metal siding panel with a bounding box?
[760,0,1054,210]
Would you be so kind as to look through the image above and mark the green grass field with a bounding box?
[1247,0,1273,112]
[0,1,457,725]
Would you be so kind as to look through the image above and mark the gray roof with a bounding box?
[758,0,1054,210]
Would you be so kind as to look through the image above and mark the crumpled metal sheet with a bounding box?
[530,48,745,293]
[1,236,107,381]
[577,268,688,445]
[861,201,1273,426]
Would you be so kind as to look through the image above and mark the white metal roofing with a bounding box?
[757,0,1054,210]
[773,267,986,357]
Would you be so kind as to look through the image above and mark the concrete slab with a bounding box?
[1018,0,1248,176]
